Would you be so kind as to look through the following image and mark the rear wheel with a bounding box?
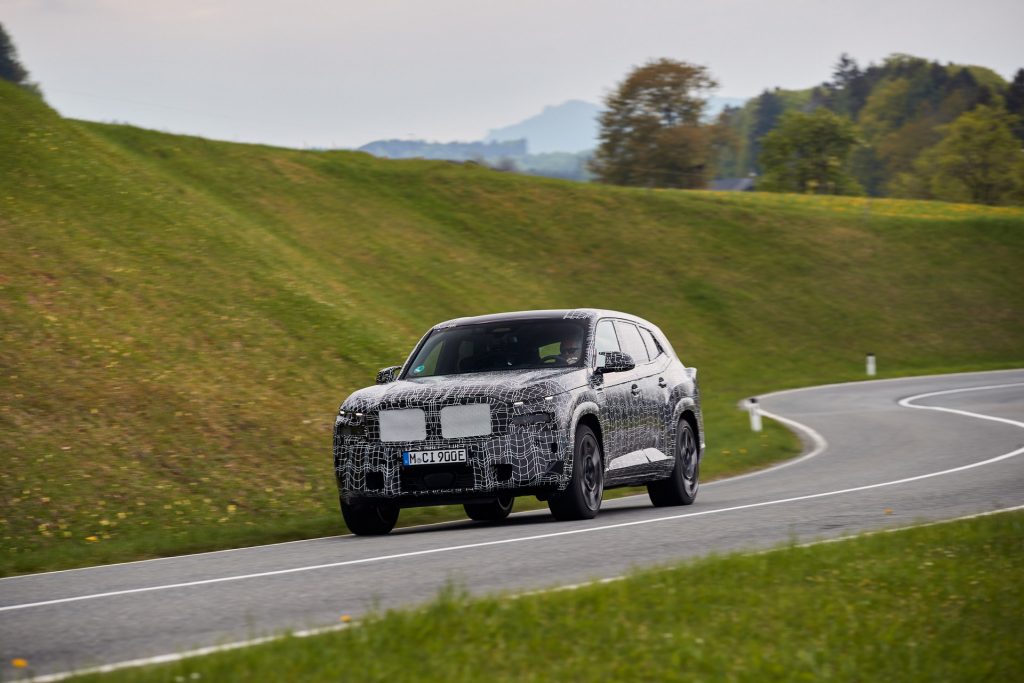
[648,418,699,507]
[341,498,399,535]
[464,494,515,522]
[548,424,604,521]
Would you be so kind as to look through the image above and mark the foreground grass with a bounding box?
[2,80,1023,575]
[63,511,1024,682]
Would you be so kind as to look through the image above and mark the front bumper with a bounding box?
[334,423,572,505]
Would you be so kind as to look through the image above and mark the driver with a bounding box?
[556,329,583,365]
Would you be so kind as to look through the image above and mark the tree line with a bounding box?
[592,55,1024,205]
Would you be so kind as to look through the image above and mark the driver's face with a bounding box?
[561,338,581,359]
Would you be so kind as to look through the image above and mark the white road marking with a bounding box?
[700,408,828,485]
[28,502,1024,683]
[4,382,1022,614]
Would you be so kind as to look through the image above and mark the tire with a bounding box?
[548,424,604,521]
[648,418,699,507]
[464,494,515,522]
[341,498,399,535]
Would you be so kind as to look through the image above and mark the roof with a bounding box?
[433,308,652,329]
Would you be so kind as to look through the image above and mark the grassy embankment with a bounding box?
[62,510,1024,682]
[2,80,1023,575]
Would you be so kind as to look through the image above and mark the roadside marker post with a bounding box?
[866,352,877,377]
[746,397,763,432]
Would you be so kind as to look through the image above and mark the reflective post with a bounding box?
[866,352,876,377]
[747,397,762,432]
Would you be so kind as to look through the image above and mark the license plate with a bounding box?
[402,448,468,466]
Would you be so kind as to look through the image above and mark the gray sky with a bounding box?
[5,0,1023,149]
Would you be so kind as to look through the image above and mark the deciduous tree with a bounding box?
[896,105,1024,205]
[590,59,718,188]
[758,109,861,194]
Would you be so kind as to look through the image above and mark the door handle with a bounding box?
[658,377,667,388]
[631,384,641,396]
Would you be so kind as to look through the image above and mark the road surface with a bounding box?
[2,369,1022,680]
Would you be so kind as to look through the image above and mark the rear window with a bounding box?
[639,327,663,359]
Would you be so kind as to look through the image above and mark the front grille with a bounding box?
[400,464,476,492]
[440,403,492,438]
[368,399,510,444]
[378,408,427,442]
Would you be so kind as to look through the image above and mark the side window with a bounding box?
[614,321,650,364]
[639,327,663,360]
[594,320,620,368]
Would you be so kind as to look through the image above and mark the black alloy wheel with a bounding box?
[341,498,400,535]
[647,418,699,507]
[464,494,515,522]
[548,424,604,521]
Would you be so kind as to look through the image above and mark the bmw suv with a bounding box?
[333,309,704,535]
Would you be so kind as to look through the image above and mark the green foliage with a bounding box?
[748,89,785,172]
[73,512,1024,682]
[0,22,40,96]
[893,106,1024,205]
[758,109,862,195]
[1006,69,1024,142]
[591,59,718,188]
[715,53,1018,204]
[2,81,1023,575]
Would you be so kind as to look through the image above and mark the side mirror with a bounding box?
[596,351,635,374]
[376,365,402,384]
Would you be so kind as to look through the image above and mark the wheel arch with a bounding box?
[571,402,604,464]
[672,398,702,458]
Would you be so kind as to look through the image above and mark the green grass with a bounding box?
[60,510,1024,682]
[1,80,1023,576]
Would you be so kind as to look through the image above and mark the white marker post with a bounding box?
[866,352,877,377]
[747,397,763,432]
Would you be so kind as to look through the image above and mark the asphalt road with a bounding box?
[3,369,1022,680]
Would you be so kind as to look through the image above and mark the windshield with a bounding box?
[404,320,588,378]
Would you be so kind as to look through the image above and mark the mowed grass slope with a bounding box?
[2,81,1023,574]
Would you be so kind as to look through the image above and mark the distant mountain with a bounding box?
[485,100,600,154]
[486,97,748,154]
[357,138,526,161]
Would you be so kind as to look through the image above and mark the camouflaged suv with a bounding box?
[333,309,704,535]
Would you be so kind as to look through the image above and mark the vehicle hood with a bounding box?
[341,368,590,411]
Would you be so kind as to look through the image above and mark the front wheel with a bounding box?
[548,424,604,521]
[341,498,399,535]
[648,418,699,507]
[464,494,515,522]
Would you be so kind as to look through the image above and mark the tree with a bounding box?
[758,109,862,195]
[749,89,785,172]
[590,59,718,188]
[1006,68,1024,142]
[898,105,1024,205]
[0,22,40,96]
[827,53,870,117]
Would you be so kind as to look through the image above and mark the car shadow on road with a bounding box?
[386,498,657,538]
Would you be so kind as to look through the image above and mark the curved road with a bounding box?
[3,369,1023,680]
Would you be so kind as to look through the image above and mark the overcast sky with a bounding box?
[5,0,1023,149]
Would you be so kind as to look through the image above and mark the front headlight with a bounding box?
[336,408,366,436]
[511,411,554,426]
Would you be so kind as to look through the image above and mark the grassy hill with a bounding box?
[2,81,1022,575]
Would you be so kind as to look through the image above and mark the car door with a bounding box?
[612,320,658,454]
[639,324,672,454]
[592,318,635,466]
